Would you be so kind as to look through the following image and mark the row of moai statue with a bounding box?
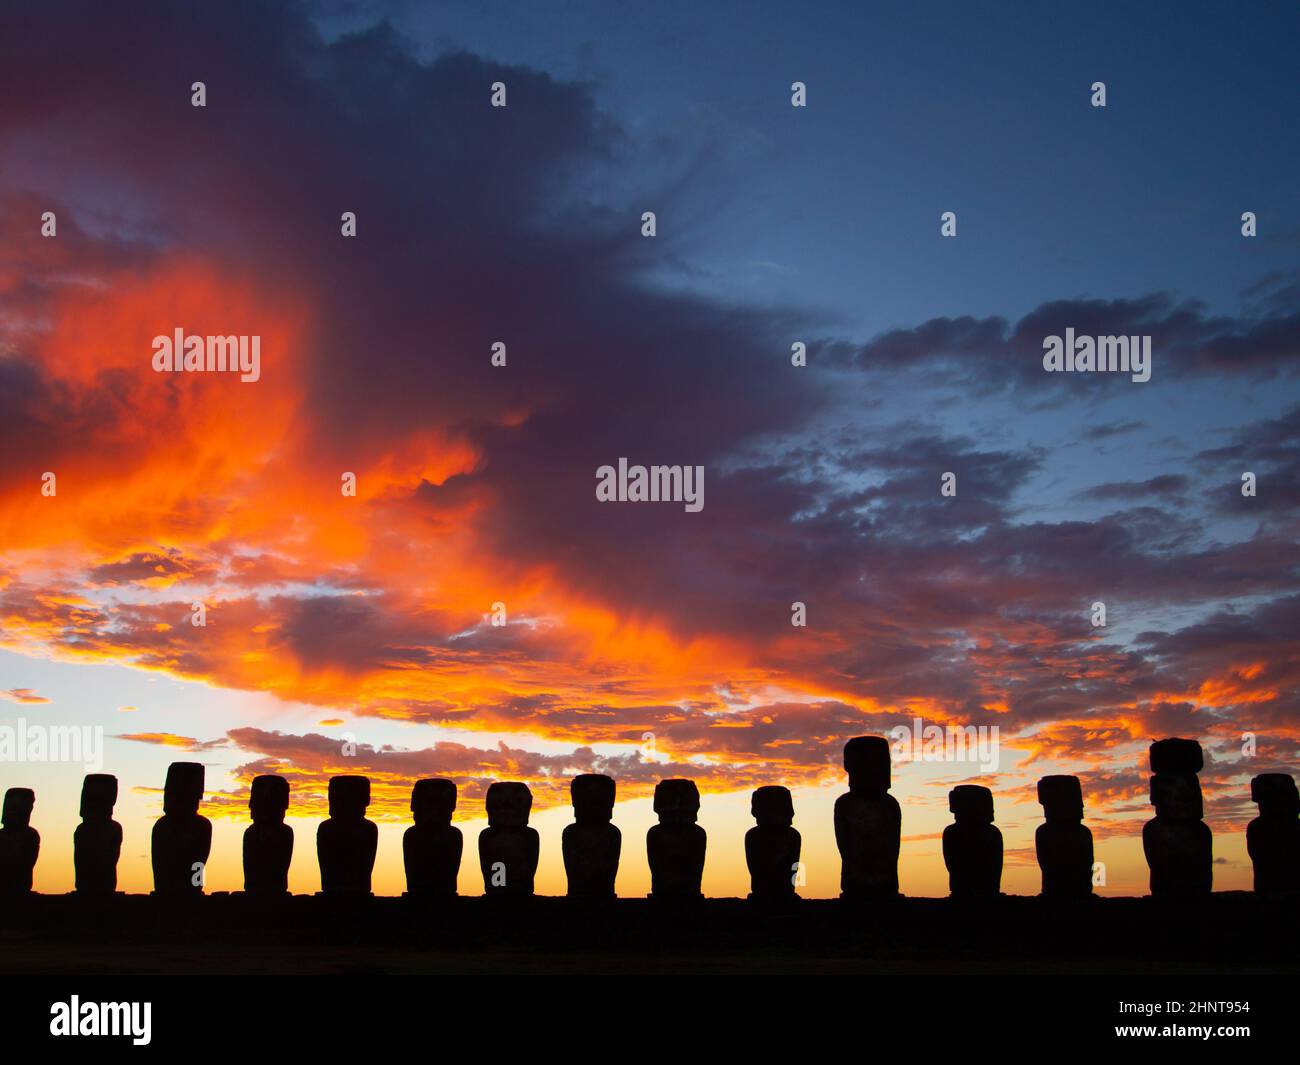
[1,736,1297,899]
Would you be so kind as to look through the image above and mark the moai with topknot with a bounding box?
[74,774,122,894]
[1142,738,1212,899]
[243,774,293,895]
[317,775,378,894]
[404,778,463,897]
[0,788,39,895]
[647,778,706,899]
[562,773,620,899]
[151,762,211,895]
[943,784,1002,899]
[745,785,801,901]
[1246,773,1299,900]
[478,781,539,898]
[1035,775,1094,899]
[833,736,901,899]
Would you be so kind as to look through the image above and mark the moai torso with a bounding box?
[745,824,801,898]
[834,790,901,896]
[562,822,621,898]
[244,822,294,894]
[647,822,707,898]
[479,826,540,896]
[404,823,463,896]
[1143,817,1212,898]
[74,820,123,894]
[943,822,1003,898]
[152,815,213,894]
[1247,817,1300,898]
[1035,821,1094,898]
[317,818,378,893]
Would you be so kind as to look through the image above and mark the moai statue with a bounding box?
[317,775,378,894]
[745,785,801,901]
[151,762,211,895]
[1246,773,1299,900]
[243,774,293,895]
[0,788,39,895]
[1142,738,1212,899]
[833,735,901,899]
[647,778,706,899]
[1035,775,1094,899]
[404,778,462,897]
[561,774,620,899]
[478,781,539,898]
[943,784,1002,899]
[74,774,122,895]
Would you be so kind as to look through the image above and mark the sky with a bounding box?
[0,0,1297,898]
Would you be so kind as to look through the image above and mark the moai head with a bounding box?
[1149,737,1203,775]
[1251,774,1299,819]
[485,781,532,829]
[653,779,700,826]
[162,761,204,816]
[80,774,118,821]
[1037,775,1083,824]
[949,784,994,825]
[328,775,371,820]
[751,785,794,828]
[570,774,615,826]
[249,774,290,824]
[2,787,34,829]
[1150,773,1203,821]
[411,778,457,826]
[843,735,891,794]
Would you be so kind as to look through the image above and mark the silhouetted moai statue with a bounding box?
[746,785,801,901]
[243,774,293,895]
[0,788,39,895]
[943,784,1002,899]
[151,762,212,895]
[404,778,462,897]
[562,774,620,899]
[1247,773,1299,900]
[74,774,122,895]
[478,781,539,897]
[1035,775,1094,899]
[1142,738,1212,899]
[647,778,706,899]
[833,735,901,899]
[317,775,378,894]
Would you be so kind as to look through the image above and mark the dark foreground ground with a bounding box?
[2,891,1296,974]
